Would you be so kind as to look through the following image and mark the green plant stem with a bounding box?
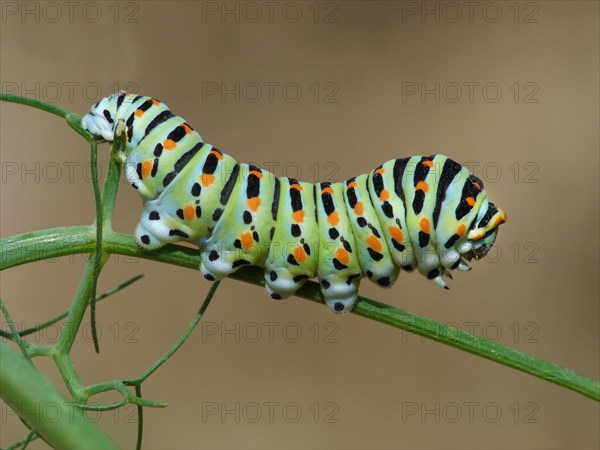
[0,298,32,361]
[1,227,598,402]
[5,431,39,450]
[55,256,104,355]
[0,341,118,450]
[89,136,102,353]
[0,94,92,143]
[0,94,73,119]
[135,385,144,450]
[88,125,127,353]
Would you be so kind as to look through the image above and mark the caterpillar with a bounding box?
[82,92,507,313]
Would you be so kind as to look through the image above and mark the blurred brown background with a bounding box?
[1,1,598,449]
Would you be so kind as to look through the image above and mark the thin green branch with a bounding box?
[125,281,220,386]
[5,431,39,450]
[0,275,144,339]
[135,385,144,450]
[0,93,72,120]
[78,400,127,412]
[52,350,85,401]
[55,256,104,355]
[80,378,165,408]
[0,94,92,144]
[1,227,598,402]
[89,136,102,353]
[0,298,32,362]
[100,150,124,227]
[88,125,126,352]
[64,282,221,413]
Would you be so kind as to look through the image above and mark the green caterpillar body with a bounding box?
[82,92,507,313]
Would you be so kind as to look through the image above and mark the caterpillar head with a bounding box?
[81,91,131,142]
[464,201,507,261]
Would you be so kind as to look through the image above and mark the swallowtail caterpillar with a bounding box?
[82,92,507,313]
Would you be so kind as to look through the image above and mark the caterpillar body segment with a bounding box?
[201,163,278,280]
[316,182,363,312]
[368,159,416,273]
[343,173,400,290]
[82,92,507,314]
[264,178,319,300]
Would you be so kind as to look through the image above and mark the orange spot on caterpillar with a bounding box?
[201,173,215,187]
[184,205,195,221]
[327,211,340,226]
[366,235,382,252]
[135,109,144,118]
[415,181,429,192]
[163,139,176,150]
[290,183,303,191]
[379,189,390,201]
[293,246,307,264]
[249,170,263,179]
[151,99,159,106]
[210,150,223,160]
[473,182,481,190]
[389,226,403,243]
[182,123,192,134]
[241,232,254,249]
[336,248,350,265]
[422,160,434,168]
[247,197,261,212]
[322,186,334,195]
[466,197,476,206]
[457,223,467,236]
[471,231,485,241]
[347,181,357,189]
[419,217,430,233]
[292,210,305,223]
[354,202,364,215]
[141,161,153,178]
